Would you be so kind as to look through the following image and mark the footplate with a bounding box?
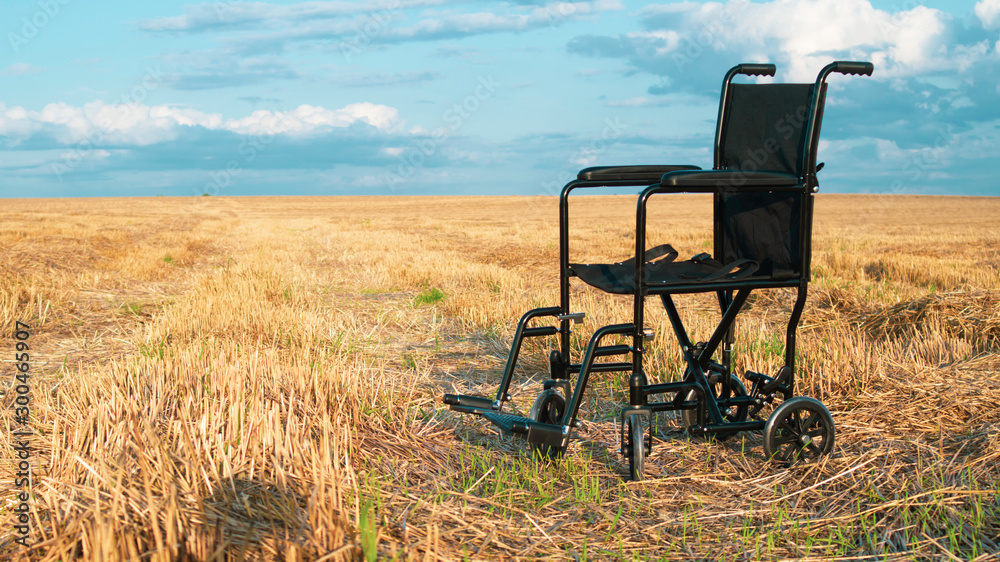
[482,412,567,449]
[482,411,531,432]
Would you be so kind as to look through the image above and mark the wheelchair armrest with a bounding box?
[660,170,799,188]
[578,165,700,182]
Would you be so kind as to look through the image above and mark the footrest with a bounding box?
[745,367,790,394]
[482,413,566,448]
[482,412,531,433]
[443,393,495,412]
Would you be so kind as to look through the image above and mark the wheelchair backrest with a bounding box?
[716,191,804,280]
[713,81,827,281]
[717,82,827,176]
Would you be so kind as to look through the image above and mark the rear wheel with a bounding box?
[529,389,566,459]
[763,397,835,465]
[681,375,749,440]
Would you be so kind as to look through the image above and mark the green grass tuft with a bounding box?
[414,286,446,306]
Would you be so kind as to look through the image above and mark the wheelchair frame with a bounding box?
[443,61,874,480]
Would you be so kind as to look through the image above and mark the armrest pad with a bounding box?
[578,165,700,182]
[660,170,799,187]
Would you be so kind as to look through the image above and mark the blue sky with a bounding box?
[1,0,997,197]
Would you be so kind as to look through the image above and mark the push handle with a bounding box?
[737,63,776,77]
[831,61,874,76]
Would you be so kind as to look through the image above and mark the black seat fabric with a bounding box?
[719,191,802,280]
[571,253,760,294]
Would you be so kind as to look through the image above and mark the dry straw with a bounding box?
[0,194,997,560]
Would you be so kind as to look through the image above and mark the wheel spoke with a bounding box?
[774,434,799,445]
[779,418,799,436]
[778,443,798,462]
[800,411,819,432]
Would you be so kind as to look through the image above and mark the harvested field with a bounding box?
[0,194,998,560]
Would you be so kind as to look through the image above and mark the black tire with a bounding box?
[626,415,647,481]
[529,389,566,459]
[763,396,835,464]
[681,375,749,440]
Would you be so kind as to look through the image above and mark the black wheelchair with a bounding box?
[444,61,873,480]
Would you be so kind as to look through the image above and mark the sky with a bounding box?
[0,0,997,198]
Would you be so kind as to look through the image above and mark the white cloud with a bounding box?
[580,0,992,83]
[143,0,624,54]
[139,0,448,32]
[605,96,656,107]
[676,0,960,81]
[0,101,402,147]
[1,63,46,76]
[224,103,401,135]
[976,0,1000,29]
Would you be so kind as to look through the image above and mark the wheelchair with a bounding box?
[443,61,874,480]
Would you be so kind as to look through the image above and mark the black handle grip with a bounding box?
[737,63,776,77]
[832,61,874,76]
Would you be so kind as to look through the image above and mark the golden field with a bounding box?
[0,194,998,560]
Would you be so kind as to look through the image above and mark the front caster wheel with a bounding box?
[624,415,649,481]
[763,396,835,464]
[529,389,566,459]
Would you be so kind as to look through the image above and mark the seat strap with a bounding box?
[619,244,679,266]
[679,257,759,281]
[701,259,759,281]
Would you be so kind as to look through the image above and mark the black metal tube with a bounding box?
[565,361,634,374]
[698,289,750,366]
[784,282,809,395]
[564,323,635,428]
[633,187,660,394]
[714,66,744,170]
[642,380,697,396]
[802,63,841,185]
[559,182,575,365]
[698,420,765,434]
[495,306,561,405]
[647,400,698,413]
[646,278,801,295]
[659,294,693,351]
[658,293,727,425]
